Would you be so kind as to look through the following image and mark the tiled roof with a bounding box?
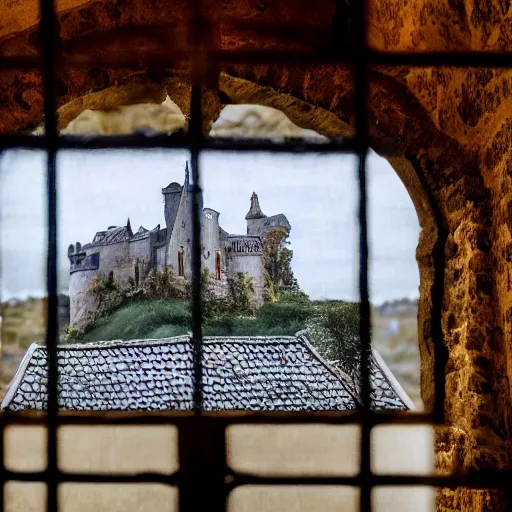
[1,333,411,412]
[92,226,132,246]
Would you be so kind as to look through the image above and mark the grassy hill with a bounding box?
[0,294,421,408]
[79,294,422,408]
[81,296,309,341]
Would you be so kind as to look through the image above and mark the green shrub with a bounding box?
[147,324,189,339]
[82,300,191,341]
[276,289,310,305]
[308,301,364,379]
[203,316,236,336]
[262,227,298,292]
[142,266,188,300]
[227,272,255,316]
[263,272,277,304]
[62,325,80,341]
[256,301,311,329]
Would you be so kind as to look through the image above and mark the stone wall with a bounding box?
[69,237,152,326]
[167,186,193,280]
[201,208,221,276]
[4,1,512,510]
[226,252,264,307]
[68,269,99,328]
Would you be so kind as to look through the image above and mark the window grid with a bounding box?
[0,0,510,511]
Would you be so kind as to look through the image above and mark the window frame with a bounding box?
[1,0,510,511]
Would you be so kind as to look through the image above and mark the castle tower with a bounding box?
[162,165,185,238]
[245,192,267,235]
[245,192,266,220]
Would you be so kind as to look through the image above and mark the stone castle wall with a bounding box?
[201,208,221,276]
[69,237,152,326]
[226,252,264,307]
[69,269,99,328]
[167,188,193,279]
[68,179,282,327]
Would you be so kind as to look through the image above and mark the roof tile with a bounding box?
[2,334,410,412]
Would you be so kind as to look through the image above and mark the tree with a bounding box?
[308,301,367,383]
[227,272,255,316]
[262,227,298,301]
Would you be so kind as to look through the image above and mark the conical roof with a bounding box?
[245,192,266,220]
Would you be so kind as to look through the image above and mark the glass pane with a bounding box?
[59,484,177,512]
[0,150,46,399]
[371,425,434,475]
[372,486,435,512]
[199,151,362,412]
[4,426,47,471]
[57,149,191,342]
[227,424,360,476]
[59,426,178,474]
[5,483,46,512]
[229,486,359,512]
[367,150,421,410]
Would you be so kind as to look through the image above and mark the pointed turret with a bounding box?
[245,192,266,220]
[162,162,186,234]
[126,217,133,237]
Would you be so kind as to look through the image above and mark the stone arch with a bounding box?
[50,72,440,413]
[2,1,512,510]
[4,65,498,511]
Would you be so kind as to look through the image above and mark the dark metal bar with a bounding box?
[0,424,4,512]
[226,471,512,490]
[0,150,5,511]
[2,470,179,485]
[189,86,204,413]
[3,48,512,70]
[351,0,372,510]
[0,409,443,426]
[178,423,228,511]
[3,466,512,491]
[219,49,512,67]
[39,0,59,511]
[0,135,363,154]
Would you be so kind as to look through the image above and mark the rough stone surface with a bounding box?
[2,1,512,510]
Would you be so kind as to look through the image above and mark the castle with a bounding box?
[68,162,291,326]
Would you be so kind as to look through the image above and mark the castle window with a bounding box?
[134,258,140,286]
[178,246,185,277]
[216,250,221,280]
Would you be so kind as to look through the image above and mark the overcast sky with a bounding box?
[0,147,420,304]
[1,103,420,304]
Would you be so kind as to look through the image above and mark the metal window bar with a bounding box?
[0,0,511,511]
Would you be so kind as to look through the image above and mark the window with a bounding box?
[215,250,221,280]
[178,246,185,277]
[0,0,504,511]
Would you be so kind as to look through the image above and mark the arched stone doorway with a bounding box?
[1,1,512,510]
